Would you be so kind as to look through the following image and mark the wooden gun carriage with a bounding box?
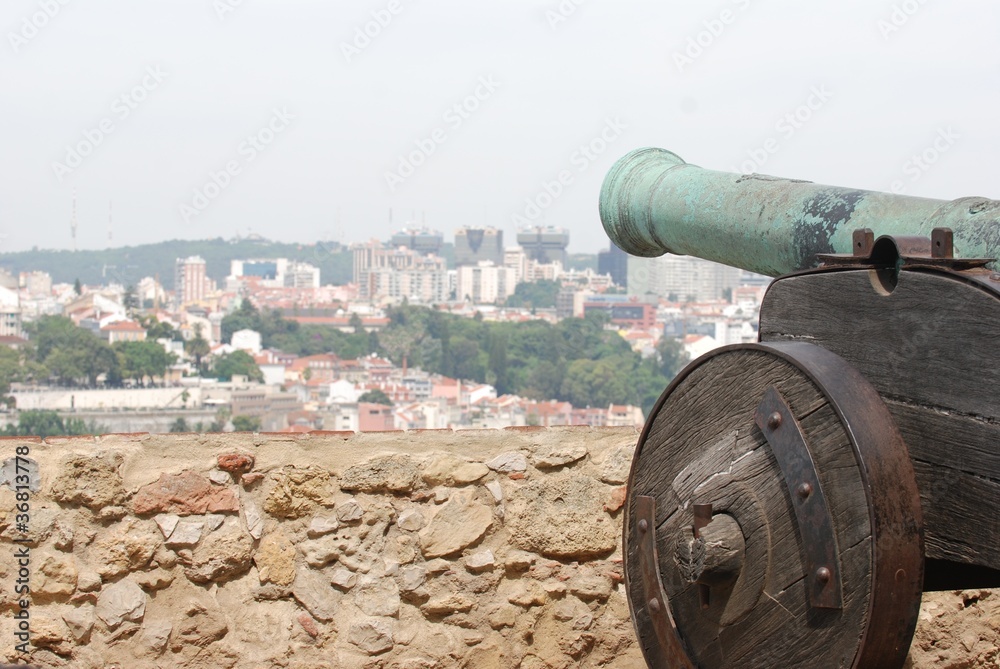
[599,148,1000,668]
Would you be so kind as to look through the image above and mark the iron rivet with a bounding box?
[797,482,813,499]
[648,598,660,613]
[817,567,832,583]
[895,568,906,582]
[638,519,648,533]
[767,412,782,430]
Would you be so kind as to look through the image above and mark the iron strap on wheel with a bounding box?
[635,495,696,669]
[755,386,844,610]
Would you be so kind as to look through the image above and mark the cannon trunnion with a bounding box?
[604,151,1000,668]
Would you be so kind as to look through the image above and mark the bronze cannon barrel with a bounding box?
[599,147,1000,276]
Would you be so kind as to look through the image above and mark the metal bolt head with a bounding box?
[817,567,832,583]
[797,482,813,499]
[648,598,661,613]
[767,412,782,430]
[638,519,648,533]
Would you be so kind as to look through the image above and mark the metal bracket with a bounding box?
[817,228,995,271]
[754,386,844,610]
[635,496,696,669]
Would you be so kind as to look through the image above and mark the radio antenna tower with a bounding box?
[71,189,78,252]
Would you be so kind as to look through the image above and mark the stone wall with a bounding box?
[0,429,993,669]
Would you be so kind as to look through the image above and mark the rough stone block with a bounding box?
[341,454,421,494]
[132,470,239,516]
[96,579,146,629]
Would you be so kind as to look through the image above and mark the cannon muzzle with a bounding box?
[599,147,1000,276]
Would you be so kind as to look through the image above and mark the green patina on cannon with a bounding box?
[602,148,1000,668]
[601,147,1000,276]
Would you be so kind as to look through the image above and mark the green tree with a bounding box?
[185,324,211,372]
[231,415,262,432]
[378,316,426,369]
[211,350,264,382]
[350,312,364,334]
[449,337,486,382]
[358,389,393,406]
[168,417,190,433]
[142,316,181,341]
[43,348,89,386]
[3,410,104,437]
[221,299,262,343]
[25,317,120,387]
[656,336,689,380]
[505,280,561,309]
[560,358,632,408]
[487,332,509,394]
[114,340,175,386]
[522,359,564,400]
[73,278,82,296]
[0,346,22,405]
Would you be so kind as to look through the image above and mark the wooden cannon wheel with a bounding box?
[624,342,924,668]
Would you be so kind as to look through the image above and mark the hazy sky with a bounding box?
[1,0,999,254]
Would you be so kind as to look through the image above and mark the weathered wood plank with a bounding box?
[760,269,1000,420]
[912,460,1000,569]
[888,401,1000,482]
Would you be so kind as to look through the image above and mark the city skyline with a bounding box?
[2,1,999,254]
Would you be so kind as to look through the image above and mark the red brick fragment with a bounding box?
[218,453,255,473]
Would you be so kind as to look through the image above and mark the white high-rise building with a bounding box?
[353,242,447,303]
[457,262,517,304]
[628,254,741,303]
[503,247,527,284]
[0,286,22,338]
[283,262,321,289]
[18,271,52,297]
[175,256,208,306]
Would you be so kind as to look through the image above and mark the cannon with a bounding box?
[600,148,1000,668]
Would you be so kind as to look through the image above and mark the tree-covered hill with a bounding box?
[0,237,352,289]
[220,302,685,415]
